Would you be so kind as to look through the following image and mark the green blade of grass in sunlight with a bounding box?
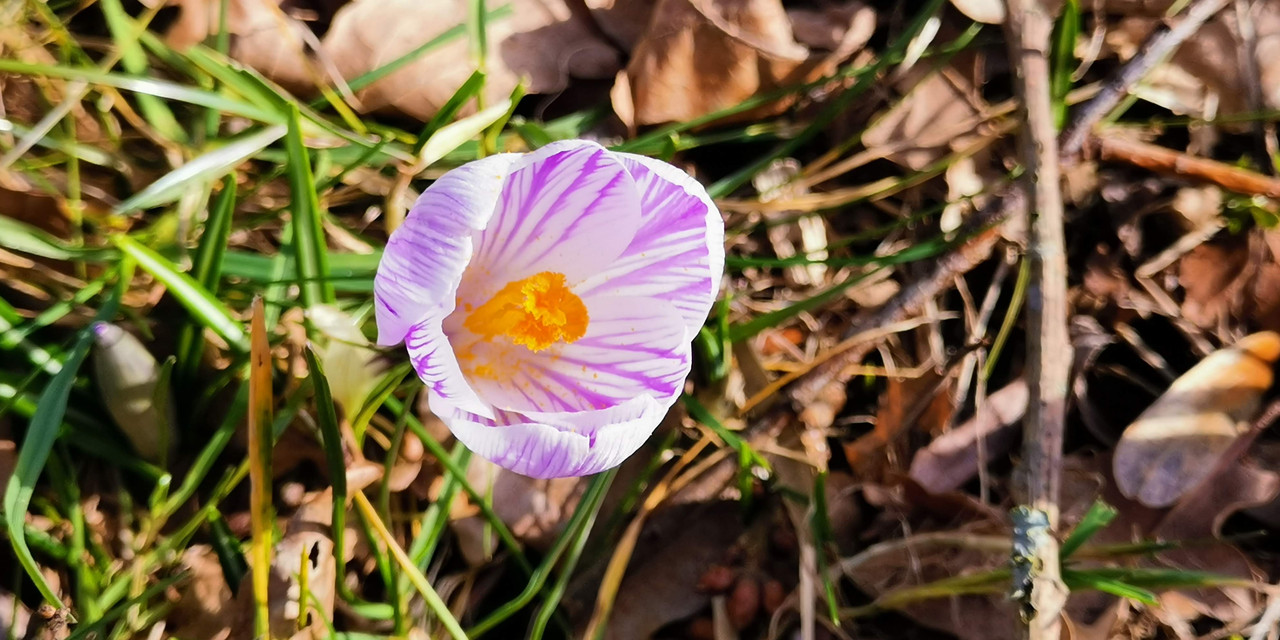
[286,105,336,308]
[4,280,123,608]
[98,0,185,142]
[175,176,237,384]
[113,126,284,214]
[302,347,348,609]
[0,59,279,122]
[114,235,249,352]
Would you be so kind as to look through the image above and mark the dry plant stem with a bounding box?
[1092,133,1280,198]
[1059,0,1229,159]
[1004,0,1071,637]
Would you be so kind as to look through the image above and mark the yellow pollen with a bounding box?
[463,271,589,352]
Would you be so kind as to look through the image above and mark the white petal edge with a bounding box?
[430,393,673,478]
[373,152,517,346]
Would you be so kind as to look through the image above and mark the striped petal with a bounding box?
[431,394,670,478]
[574,152,725,339]
[459,140,643,309]
[457,296,690,415]
[374,153,517,346]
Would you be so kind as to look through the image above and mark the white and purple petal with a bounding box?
[374,153,517,346]
[461,140,644,307]
[456,296,690,414]
[431,394,669,478]
[574,152,725,339]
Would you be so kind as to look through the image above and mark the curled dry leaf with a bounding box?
[1113,331,1280,508]
[611,0,875,127]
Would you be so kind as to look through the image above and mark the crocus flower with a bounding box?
[375,139,724,478]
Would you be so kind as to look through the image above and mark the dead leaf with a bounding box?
[861,63,988,171]
[1112,331,1279,507]
[908,379,1028,494]
[1178,234,1249,330]
[846,368,954,480]
[612,0,874,127]
[170,546,235,640]
[167,0,622,121]
[592,501,746,640]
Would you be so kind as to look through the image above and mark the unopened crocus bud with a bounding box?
[92,322,175,464]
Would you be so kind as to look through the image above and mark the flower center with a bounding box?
[464,271,589,352]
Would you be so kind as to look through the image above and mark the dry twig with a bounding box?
[1059,0,1230,159]
[1004,0,1071,636]
[1090,133,1280,198]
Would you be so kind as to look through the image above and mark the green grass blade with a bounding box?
[302,346,348,606]
[418,98,514,168]
[468,0,489,69]
[413,70,487,154]
[0,59,279,122]
[3,287,121,607]
[113,235,249,352]
[1059,500,1118,559]
[113,126,285,214]
[0,216,116,261]
[1051,0,1081,130]
[285,105,335,307]
[98,0,185,141]
[176,177,237,383]
[527,468,616,640]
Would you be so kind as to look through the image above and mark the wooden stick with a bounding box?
[1004,0,1070,636]
[1092,133,1280,198]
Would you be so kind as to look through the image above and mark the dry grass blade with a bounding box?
[352,491,467,640]
[247,297,274,638]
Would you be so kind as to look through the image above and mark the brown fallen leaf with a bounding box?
[611,0,874,127]
[908,379,1028,494]
[1112,331,1279,508]
[588,500,746,640]
[167,0,622,121]
[847,368,954,480]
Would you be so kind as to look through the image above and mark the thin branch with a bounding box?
[1091,133,1280,198]
[1059,0,1230,159]
[1004,0,1070,637]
